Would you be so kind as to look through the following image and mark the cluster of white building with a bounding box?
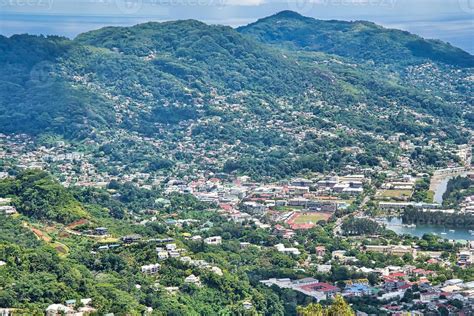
[179,256,223,276]
[45,298,95,316]
[156,243,187,260]
[275,243,301,255]
[461,195,474,214]
[316,175,366,195]
[0,198,17,216]
[155,242,224,276]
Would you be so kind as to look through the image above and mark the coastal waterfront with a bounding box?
[382,216,474,241]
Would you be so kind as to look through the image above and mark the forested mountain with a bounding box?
[0,11,472,179]
[0,35,116,138]
[238,10,474,68]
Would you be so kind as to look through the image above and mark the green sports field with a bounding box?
[292,212,331,224]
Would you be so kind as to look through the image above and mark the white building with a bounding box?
[141,263,161,274]
[184,274,201,286]
[0,206,17,215]
[166,243,177,251]
[210,266,223,276]
[317,264,332,273]
[275,243,301,255]
[45,304,74,316]
[157,250,169,260]
[204,236,222,245]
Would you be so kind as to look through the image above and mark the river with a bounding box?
[381,217,474,241]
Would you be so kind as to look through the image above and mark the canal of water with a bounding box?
[431,170,468,204]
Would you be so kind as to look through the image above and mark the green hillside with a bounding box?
[0,171,287,314]
[237,11,474,67]
[0,14,471,179]
[0,35,116,138]
[0,170,88,224]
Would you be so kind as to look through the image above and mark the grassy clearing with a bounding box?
[292,213,331,224]
[98,237,120,243]
[377,189,413,199]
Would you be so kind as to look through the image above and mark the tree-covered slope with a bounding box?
[0,16,471,142]
[0,170,88,224]
[237,11,474,67]
[61,20,348,134]
[0,14,472,178]
[74,20,317,96]
[0,170,286,314]
[0,35,116,138]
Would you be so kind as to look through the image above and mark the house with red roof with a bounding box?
[388,272,407,279]
[412,268,436,277]
[273,225,295,239]
[219,203,234,212]
[383,275,409,291]
[427,258,439,264]
[382,304,402,312]
[208,178,221,184]
[298,282,340,301]
[398,284,411,291]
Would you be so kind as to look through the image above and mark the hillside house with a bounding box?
[204,236,222,245]
[141,263,161,274]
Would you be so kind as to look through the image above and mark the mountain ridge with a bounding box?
[237,10,474,68]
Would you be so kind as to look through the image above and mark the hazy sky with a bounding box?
[1,0,473,53]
